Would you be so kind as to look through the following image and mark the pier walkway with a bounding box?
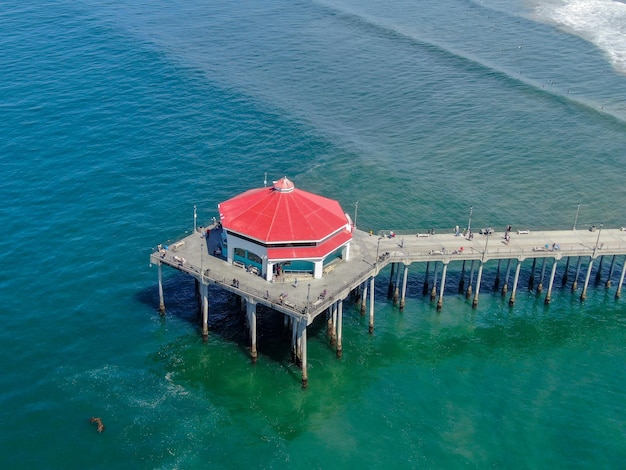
[151,224,626,386]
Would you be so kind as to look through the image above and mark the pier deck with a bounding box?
[151,225,626,320]
[379,226,626,263]
[150,226,377,322]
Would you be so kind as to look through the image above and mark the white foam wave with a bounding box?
[533,0,626,73]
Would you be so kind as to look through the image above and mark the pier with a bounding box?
[151,222,626,387]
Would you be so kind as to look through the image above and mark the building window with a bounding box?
[247,251,262,264]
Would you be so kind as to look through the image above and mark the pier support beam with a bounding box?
[369,277,375,334]
[459,260,466,294]
[201,281,209,339]
[331,302,338,346]
[353,283,361,304]
[157,262,165,315]
[422,262,430,296]
[472,261,485,309]
[299,320,308,388]
[326,308,332,341]
[616,258,626,299]
[494,259,501,291]
[606,255,616,288]
[466,260,475,299]
[394,262,402,304]
[572,256,582,291]
[194,279,200,317]
[336,301,343,358]
[595,256,604,284]
[529,258,537,290]
[360,282,368,315]
[388,263,395,299]
[544,259,558,304]
[430,262,439,302]
[561,257,571,287]
[246,299,257,362]
[509,259,523,306]
[537,258,547,293]
[290,319,298,363]
[437,262,448,311]
[580,257,594,301]
[400,264,409,311]
[502,259,512,296]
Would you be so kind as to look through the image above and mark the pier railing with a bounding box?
[150,230,195,252]
[384,242,626,265]
[375,223,623,238]
[152,248,380,318]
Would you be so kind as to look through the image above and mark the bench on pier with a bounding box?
[517,229,530,234]
[416,233,430,238]
[171,240,185,251]
[323,264,335,274]
[248,266,260,275]
[233,260,245,269]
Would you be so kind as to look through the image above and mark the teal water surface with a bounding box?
[2,0,626,468]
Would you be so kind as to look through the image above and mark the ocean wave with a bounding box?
[532,0,626,74]
[315,0,626,123]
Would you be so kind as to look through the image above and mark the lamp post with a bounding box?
[467,206,473,234]
[354,201,359,229]
[470,229,490,309]
[307,283,311,312]
[573,203,581,230]
[483,229,490,258]
[594,223,603,255]
[194,205,197,233]
[371,236,385,277]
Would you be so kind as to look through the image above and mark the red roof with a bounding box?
[218,177,349,244]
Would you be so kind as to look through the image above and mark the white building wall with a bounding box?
[313,260,323,279]
[224,231,352,282]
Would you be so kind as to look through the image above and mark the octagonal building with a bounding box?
[218,177,353,281]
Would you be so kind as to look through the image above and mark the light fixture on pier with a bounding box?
[377,236,384,260]
[483,227,490,258]
[307,283,311,313]
[573,203,581,230]
[594,223,603,255]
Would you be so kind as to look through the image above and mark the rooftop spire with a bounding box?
[273,176,295,193]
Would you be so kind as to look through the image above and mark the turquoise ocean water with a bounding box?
[2,0,626,467]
